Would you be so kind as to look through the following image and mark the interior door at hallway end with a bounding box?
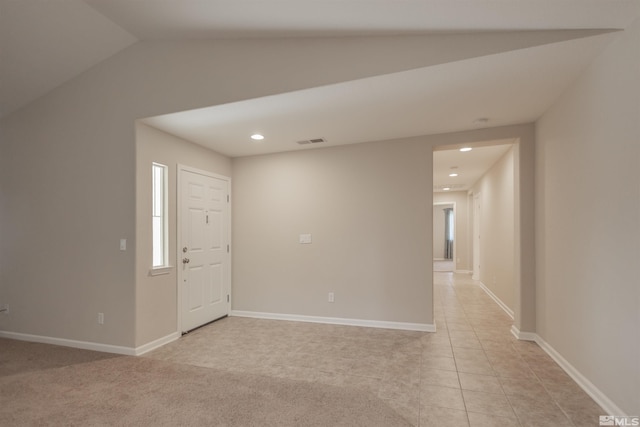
[180,168,230,333]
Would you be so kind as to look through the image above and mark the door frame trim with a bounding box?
[176,164,232,335]
[472,192,481,281]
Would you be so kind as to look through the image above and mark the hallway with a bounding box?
[430,271,603,426]
[147,272,604,426]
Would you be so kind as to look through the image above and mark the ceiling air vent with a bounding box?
[297,138,326,145]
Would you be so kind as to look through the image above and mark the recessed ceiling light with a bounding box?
[449,173,458,177]
[250,134,264,141]
[443,187,451,191]
[460,147,472,152]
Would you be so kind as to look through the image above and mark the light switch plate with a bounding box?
[299,234,312,244]
[120,239,127,251]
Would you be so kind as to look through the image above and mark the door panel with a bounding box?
[188,266,205,311]
[180,169,230,332]
[208,262,223,304]
[188,208,206,251]
[208,211,223,249]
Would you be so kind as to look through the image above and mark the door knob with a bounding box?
[182,258,190,264]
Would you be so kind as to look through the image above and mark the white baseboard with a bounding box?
[510,325,537,341]
[230,310,436,332]
[478,281,514,319]
[1,321,625,416]
[134,332,180,356]
[510,327,627,417]
[0,330,136,355]
[533,334,627,417]
[455,270,472,274]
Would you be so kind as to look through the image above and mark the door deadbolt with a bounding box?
[182,247,188,253]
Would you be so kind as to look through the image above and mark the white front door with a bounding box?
[179,168,230,333]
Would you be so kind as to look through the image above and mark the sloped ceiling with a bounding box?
[0,0,137,117]
[142,30,616,158]
[1,0,639,175]
[2,0,639,120]
[86,0,639,39]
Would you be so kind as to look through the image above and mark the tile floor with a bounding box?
[147,271,605,426]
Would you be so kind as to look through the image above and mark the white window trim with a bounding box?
[152,162,169,270]
[149,266,173,276]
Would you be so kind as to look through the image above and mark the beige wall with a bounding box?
[0,77,137,348]
[470,146,515,311]
[433,192,470,271]
[232,138,434,325]
[135,123,231,346]
[431,129,535,335]
[232,124,534,329]
[0,32,536,348]
[2,35,489,348]
[536,19,640,415]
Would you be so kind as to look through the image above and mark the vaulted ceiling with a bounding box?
[3,0,638,120]
[2,0,639,189]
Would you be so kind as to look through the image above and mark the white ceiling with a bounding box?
[2,0,639,188]
[433,142,514,193]
[85,0,640,39]
[142,31,614,158]
[2,0,639,119]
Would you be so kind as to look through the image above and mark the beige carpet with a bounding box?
[0,339,411,426]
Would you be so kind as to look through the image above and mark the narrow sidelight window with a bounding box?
[152,163,168,267]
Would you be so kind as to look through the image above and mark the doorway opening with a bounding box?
[433,202,455,272]
[433,139,517,321]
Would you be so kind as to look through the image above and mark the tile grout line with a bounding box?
[524,361,579,427]
[454,273,524,427]
[148,271,599,427]
[444,273,472,426]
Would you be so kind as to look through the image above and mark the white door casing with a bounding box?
[473,193,481,281]
[179,167,230,333]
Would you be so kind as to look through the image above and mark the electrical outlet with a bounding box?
[98,312,104,325]
[328,292,335,303]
